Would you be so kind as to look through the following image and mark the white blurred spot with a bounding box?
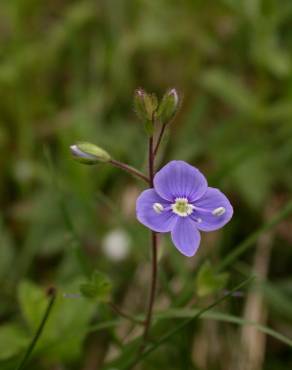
[102,228,130,261]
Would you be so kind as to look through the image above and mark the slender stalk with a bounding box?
[109,159,150,184]
[142,232,158,342]
[140,136,158,351]
[108,302,145,325]
[16,287,57,370]
[154,123,167,156]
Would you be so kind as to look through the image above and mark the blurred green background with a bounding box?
[1,0,292,369]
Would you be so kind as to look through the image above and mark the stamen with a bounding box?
[212,207,226,216]
[153,202,164,214]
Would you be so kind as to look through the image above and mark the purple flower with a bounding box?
[136,161,233,257]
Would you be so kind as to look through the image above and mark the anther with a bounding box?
[212,207,226,216]
[153,203,164,214]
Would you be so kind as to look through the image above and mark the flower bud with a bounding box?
[70,142,111,165]
[157,88,179,124]
[134,88,158,122]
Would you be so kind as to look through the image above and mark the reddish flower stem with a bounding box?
[140,136,158,351]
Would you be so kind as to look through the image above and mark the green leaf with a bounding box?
[80,270,112,302]
[0,324,28,360]
[196,261,229,297]
[18,280,94,361]
[18,281,48,332]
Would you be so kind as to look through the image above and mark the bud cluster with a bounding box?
[134,88,179,134]
[70,88,179,165]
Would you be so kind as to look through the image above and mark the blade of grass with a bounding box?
[153,309,292,347]
[86,304,292,349]
[87,308,292,348]
[15,288,56,370]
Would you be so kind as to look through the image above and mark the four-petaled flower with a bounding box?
[136,161,233,257]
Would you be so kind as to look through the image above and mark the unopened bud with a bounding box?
[157,88,179,123]
[134,88,158,122]
[70,142,111,165]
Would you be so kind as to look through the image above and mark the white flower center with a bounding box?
[171,198,194,217]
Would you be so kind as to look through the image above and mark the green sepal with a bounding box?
[80,270,112,302]
[157,88,179,124]
[134,89,158,122]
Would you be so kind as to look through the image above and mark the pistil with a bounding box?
[171,198,194,217]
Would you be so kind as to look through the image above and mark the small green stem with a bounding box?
[109,159,150,184]
[16,287,57,370]
[154,123,167,156]
[148,137,155,185]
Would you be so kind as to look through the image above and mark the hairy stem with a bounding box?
[109,159,150,184]
[140,136,158,351]
[154,123,167,156]
[148,137,154,185]
[16,287,57,370]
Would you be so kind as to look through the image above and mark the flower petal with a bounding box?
[154,160,208,202]
[192,187,233,232]
[171,217,201,257]
[136,189,177,232]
